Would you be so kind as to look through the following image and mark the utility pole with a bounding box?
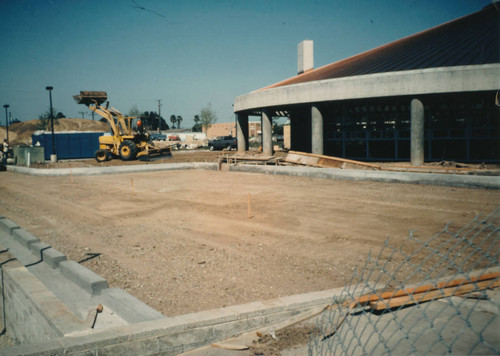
[156,99,162,133]
[3,105,9,142]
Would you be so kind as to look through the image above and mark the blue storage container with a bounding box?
[32,132,106,160]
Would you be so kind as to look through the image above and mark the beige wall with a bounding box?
[205,122,236,139]
[248,121,261,137]
[205,121,263,139]
[283,124,291,149]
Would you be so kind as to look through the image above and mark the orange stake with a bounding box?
[247,193,251,219]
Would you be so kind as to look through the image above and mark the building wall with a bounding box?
[249,121,261,137]
[205,121,262,139]
[283,125,291,149]
[317,91,499,162]
[205,122,236,139]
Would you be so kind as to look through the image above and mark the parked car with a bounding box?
[208,136,237,151]
[149,132,166,141]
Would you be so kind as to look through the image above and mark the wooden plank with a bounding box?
[351,271,500,308]
[369,278,500,310]
[286,151,381,169]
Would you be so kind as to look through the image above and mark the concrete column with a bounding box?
[236,113,249,153]
[261,109,273,156]
[411,98,424,166]
[311,105,323,155]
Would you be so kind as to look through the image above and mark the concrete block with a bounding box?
[96,336,160,356]
[59,260,108,296]
[12,228,39,248]
[101,288,165,323]
[209,316,265,341]
[226,300,286,320]
[0,217,19,236]
[177,308,237,329]
[61,328,131,355]
[4,267,65,343]
[0,339,68,356]
[30,241,51,259]
[116,318,187,345]
[158,326,214,352]
[264,309,303,325]
[281,288,341,311]
[43,248,67,268]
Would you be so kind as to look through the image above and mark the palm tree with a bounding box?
[176,115,183,129]
[170,115,177,129]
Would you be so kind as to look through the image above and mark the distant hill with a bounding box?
[0,118,109,146]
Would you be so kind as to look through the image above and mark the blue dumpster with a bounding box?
[32,131,106,160]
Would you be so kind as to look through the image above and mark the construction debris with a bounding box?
[218,153,285,166]
[285,151,381,170]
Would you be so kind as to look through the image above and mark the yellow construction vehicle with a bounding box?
[73,91,172,162]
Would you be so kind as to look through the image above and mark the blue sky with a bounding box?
[0,0,492,128]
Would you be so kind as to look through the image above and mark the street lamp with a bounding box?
[3,105,9,142]
[45,86,56,162]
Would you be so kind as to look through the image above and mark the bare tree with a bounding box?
[128,105,141,118]
[200,104,217,134]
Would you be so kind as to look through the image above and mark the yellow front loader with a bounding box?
[73,91,173,162]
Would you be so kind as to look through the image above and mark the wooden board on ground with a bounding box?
[285,151,381,170]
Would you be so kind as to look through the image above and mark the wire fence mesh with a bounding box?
[310,208,500,355]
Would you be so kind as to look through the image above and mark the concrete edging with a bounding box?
[6,162,218,176]
[229,164,500,189]
[0,217,350,355]
[0,218,105,295]
[6,161,499,189]
[4,287,345,355]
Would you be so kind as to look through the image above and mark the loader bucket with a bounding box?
[73,91,108,106]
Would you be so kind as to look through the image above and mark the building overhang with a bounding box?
[234,64,500,113]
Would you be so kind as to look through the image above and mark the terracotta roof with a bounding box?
[264,4,499,90]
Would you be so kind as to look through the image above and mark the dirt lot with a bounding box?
[0,162,499,317]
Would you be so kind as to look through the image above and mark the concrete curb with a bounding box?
[229,165,500,189]
[6,162,218,176]
[6,161,499,189]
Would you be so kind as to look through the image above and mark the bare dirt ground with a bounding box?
[1,160,499,317]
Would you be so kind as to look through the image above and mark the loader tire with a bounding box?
[95,149,109,162]
[119,141,137,161]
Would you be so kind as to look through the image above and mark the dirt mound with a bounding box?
[0,118,109,146]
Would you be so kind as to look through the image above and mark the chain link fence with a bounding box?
[310,208,500,355]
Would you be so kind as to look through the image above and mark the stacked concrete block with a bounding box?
[12,229,39,248]
[0,217,19,236]
[59,260,108,296]
[29,242,67,268]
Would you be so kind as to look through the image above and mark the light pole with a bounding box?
[3,105,9,142]
[157,99,162,133]
[46,86,57,162]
